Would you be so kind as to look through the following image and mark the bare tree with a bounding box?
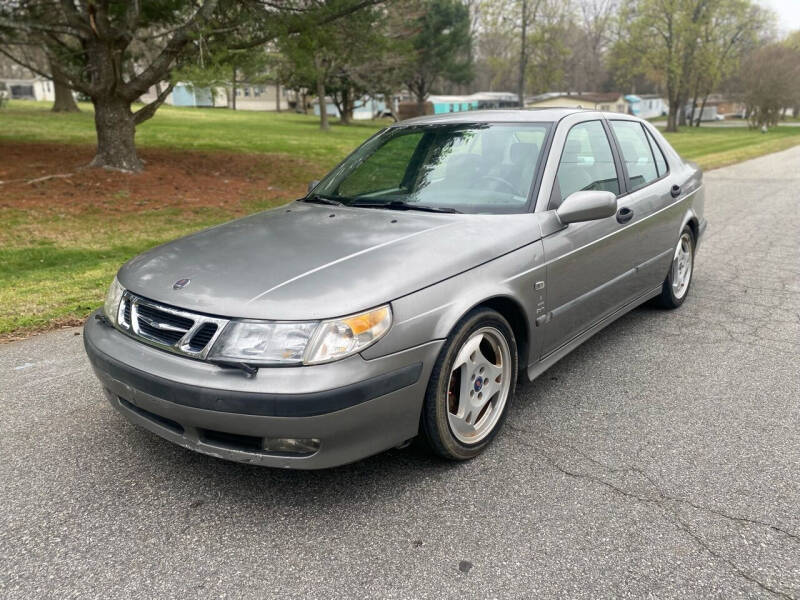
[738,43,800,128]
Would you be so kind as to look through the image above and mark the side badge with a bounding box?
[173,278,191,290]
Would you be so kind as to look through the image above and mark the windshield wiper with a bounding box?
[349,199,461,214]
[302,193,344,206]
[209,359,259,378]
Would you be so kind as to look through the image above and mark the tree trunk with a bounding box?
[340,88,351,125]
[383,90,397,120]
[317,77,329,131]
[51,78,79,113]
[666,99,680,132]
[413,81,427,116]
[696,94,709,127]
[678,101,687,126]
[688,85,699,128]
[89,95,141,172]
[275,81,281,112]
[518,0,528,108]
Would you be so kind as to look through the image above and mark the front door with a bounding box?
[539,119,641,357]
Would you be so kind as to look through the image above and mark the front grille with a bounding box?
[117,291,228,359]
[137,303,194,331]
[188,323,218,352]
[138,318,185,345]
[122,298,131,326]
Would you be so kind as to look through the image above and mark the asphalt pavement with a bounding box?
[2,146,799,599]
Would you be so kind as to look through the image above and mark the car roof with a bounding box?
[393,108,646,127]
[395,108,586,126]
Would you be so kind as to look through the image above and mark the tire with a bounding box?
[655,225,695,309]
[421,307,518,461]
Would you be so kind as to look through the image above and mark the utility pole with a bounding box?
[518,0,528,108]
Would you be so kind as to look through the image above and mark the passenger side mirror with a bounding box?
[308,180,320,193]
[556,191,617,224]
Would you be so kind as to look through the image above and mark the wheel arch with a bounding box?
[471,295,530,376]
[677,205,700,245]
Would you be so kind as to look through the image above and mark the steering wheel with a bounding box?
[477,175,519,196]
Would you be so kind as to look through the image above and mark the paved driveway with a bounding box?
[2,147,799,599]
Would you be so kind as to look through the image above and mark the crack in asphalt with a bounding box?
[507,424,798,599]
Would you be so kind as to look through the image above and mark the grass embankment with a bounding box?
[659,125,800,170]
[1,101,800,339]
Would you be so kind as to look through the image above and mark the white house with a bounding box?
[0,77,55,102]
[631,94,668,119]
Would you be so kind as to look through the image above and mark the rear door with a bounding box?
[607,119,683,291]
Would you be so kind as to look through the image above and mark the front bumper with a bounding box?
[84,311,442,469]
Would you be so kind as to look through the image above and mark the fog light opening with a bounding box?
[262,437,320,456]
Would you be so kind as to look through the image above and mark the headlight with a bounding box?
[104,276,125,325]
[209,321,318,365]
[304,305,392,365]
[208,305,392,366]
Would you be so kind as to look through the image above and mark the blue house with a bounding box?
[171,83,215,107]
[427,92,518,114]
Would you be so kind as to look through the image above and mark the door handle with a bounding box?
[616,207,633,224]
[670,184,682,198]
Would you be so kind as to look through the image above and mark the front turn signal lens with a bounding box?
[303,305,392,365]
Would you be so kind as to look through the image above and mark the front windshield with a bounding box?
[313,122,552,214]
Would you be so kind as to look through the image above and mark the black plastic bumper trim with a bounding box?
[85,333,422,418]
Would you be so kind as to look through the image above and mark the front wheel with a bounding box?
[421,308,518,461]
[655,226,695,309]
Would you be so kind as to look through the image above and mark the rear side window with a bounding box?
[644,127,668,176]
[610,121,658,191]
[554,120,620,205]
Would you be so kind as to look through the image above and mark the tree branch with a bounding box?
[120,0,219,101]
[228,0,385,50]
[132,81,175,125]
[0,45,91,95]
[125,0,141,33]
[0,17,77,36]
[58,0,91,35]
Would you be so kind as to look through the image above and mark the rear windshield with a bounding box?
[314,122,552,214]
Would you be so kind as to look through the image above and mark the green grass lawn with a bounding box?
[0,100,383,165]
[658,125,800,170]
[1,100,800,339]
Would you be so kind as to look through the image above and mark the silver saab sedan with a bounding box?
[85,109,706,469]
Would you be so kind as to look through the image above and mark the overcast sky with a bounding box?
[758,0,800,34]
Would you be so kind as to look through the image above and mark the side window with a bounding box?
[338,131,423,197]
[554,120,620,205]
[610,121,658,191]
[644,127,668,176]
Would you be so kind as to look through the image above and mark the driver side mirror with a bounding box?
[308,180,320,193]
[556,191,617,224]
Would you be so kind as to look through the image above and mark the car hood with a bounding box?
[118,202,542,320]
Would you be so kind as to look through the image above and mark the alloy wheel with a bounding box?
[671,231,693,300]
[446,326,512,445]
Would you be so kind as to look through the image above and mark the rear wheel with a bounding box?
[421,308,517,460]
[655,226,695,309]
